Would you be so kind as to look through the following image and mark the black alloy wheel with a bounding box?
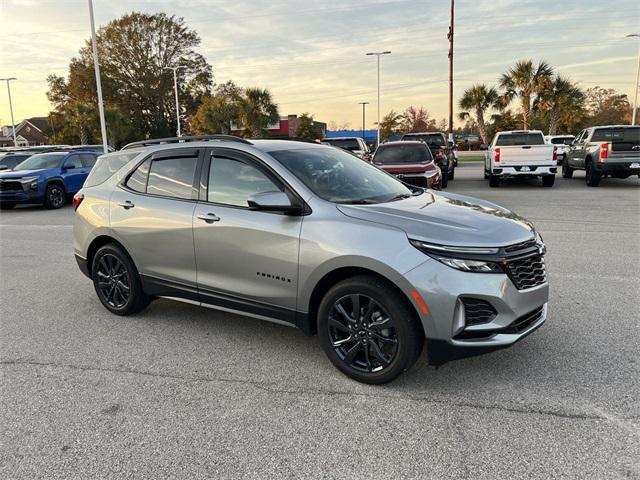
[44,184,65,209]
[585,161,601,187]
[328,294,399,373]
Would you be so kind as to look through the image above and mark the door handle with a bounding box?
[197,213,220,223]
[117,200,135,209]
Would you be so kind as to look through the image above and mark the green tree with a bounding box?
[534,76,584,135]
[47,12,213,141]
[238,87,279,137]
[294,113,323,140]
[458,84,499,143]
[190,81,243,134]
[583,86,632,126]
[499,60,554,129]
[378,110,403,138]
[486,110,521,142]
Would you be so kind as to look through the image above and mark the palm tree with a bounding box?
[534,76,584,135]
[239,87,279,137]
[499,60,554,129]
[458,84,499,143]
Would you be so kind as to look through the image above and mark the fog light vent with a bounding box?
[460,297,497,325]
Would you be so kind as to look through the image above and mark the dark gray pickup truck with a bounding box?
[563,125,640,186]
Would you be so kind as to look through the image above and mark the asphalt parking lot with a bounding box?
[1,162,638,479]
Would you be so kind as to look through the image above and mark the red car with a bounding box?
[371,141,443,189]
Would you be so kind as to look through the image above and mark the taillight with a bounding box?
[72,193,84,211]
[600,143,608,160]
[494,148,501,162]
[553,146,558,162]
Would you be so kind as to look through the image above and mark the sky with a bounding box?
[1,0,639,130]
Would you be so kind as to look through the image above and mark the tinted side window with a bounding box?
[147,157,198,199]
[208,156,281,207]
[64,155,83,169]
[80,154,97,167]
[126,159,151,193]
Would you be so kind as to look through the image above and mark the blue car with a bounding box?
[0,151,99,209]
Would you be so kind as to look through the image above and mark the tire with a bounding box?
[91,243,150,315]
[484,170,489,179]
[44,183,66,209]
[489,174,500,188]
[562,159,574,179]
[542,175,555,187]
[585,161,601,187]
[440,167,449,188]
[0,203,16,210]
[448,165,455,180]
[317,275,424,384]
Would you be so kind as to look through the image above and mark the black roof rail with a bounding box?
[121,135,252,150]
[252,137,320,144]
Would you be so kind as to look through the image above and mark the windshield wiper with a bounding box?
[342,198,378,205]
[388,193,412,202]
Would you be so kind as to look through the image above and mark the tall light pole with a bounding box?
[366,51,391,146]
[164,66,184,137]
[447,0,455,139]
[88,0,108,154]
[0,77,17,146]
[627,33,640,125]
[358,102,369,140]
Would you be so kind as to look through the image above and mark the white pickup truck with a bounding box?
[484,130,557,188]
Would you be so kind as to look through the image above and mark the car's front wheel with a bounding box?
[562,159,574,179]
[91,244,150,315]
[317,275,424,384]
[585,161,601,187]
[44,183,66,209]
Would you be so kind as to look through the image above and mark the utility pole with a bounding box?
[164,66,184,137]
[366,51,391,146]
[358,102,369,140]
[627,33,640,125]
[0,78,17,146]
[88,0,108,153]
[447,0,455,139]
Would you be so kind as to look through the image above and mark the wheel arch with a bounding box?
[85,235,135,277]
[44,177,66,192]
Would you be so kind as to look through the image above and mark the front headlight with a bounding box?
[20,176,38,184]
[410,240,503,273]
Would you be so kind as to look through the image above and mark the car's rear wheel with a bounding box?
[489,174,500,188]
[44,183,66,209]
[91,244,150,315]
[542,175,555,187]
[317,275,424,384]
[585,161,601,187]
[562,159,574,178]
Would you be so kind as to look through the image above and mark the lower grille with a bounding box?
[505,254,547,290]
[502,306,544,334]
[461,297,497,325]
[0,181,22,192]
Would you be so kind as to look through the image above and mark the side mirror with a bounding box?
[480,144,488,150]
[247,191,302,215]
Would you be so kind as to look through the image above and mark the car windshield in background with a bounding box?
[84,152,140,187]
[591,127,640,144]
[550,137,574,145]
[14,153,66,171]
[495,133,545,146]
[325,139,361,151]
[374,144,433,164]
[403,134,446,146]
[0,154,31,169]
[271,147,413,204]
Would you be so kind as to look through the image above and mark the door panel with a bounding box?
[62,155,86,192]
[193,150,302,312]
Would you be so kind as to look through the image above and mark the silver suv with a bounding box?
[73,135,549,384]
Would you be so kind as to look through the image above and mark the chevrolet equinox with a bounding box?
[73,135,549,384]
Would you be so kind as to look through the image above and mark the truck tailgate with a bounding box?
[498,145,554,165]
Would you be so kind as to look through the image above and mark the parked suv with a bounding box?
[563,125,640,186]
[321,137,370,159]
[0,150,98,209]
[372,141,442,189]
[73,135,549,384]
[400,132,455,186]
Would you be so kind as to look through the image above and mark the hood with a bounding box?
[337,190,535,248]
[377,161,437,174]
[0,168,47,179]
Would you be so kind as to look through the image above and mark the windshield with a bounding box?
[270,147,414,204]
[402,134,446,146]
[495,133,545,146]
[14,153,66,171]
[0,154,31,169]
[374,144,433,164]
[324,139,362,151]
[550,137,574,145]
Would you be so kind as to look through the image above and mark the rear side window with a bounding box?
[85,152,139,187]
[591,127,640,143]
[63,156,83,169]
[208,156,282,207]
[79,153,98,167]
[125,159,151,193]
[495,133,545,146]
[146,156,198,199]
[374,144,433,164]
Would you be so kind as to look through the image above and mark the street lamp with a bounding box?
[0,77,17,146]
[88,0,108,154]
[164,66,184,137]
[358,102,369,140]
[627,33,639,125]
[366,51,391,146]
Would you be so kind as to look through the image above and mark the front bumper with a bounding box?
[394,172,440,189]
[492,165,556,176]
[0,191,43,204]
[404,258,548,348]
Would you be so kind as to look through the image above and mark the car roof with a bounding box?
[379,141,427,147]
[402,132,444,136]
[323,137,361,140]
[590,125,639,129]
[121,138,329,156]
[497,130,544,134]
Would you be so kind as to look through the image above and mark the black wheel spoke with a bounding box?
[344,341,362,364]
[371,332,398,344]
[332,335,356,348]
[363,298,376,322]
[370,340,391,366]
[368,316,391,330]
[363,342,372,372]
[335,303,354,324]
[328,317,349,333]
[96,253,130,309]
[350,294,360,319]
